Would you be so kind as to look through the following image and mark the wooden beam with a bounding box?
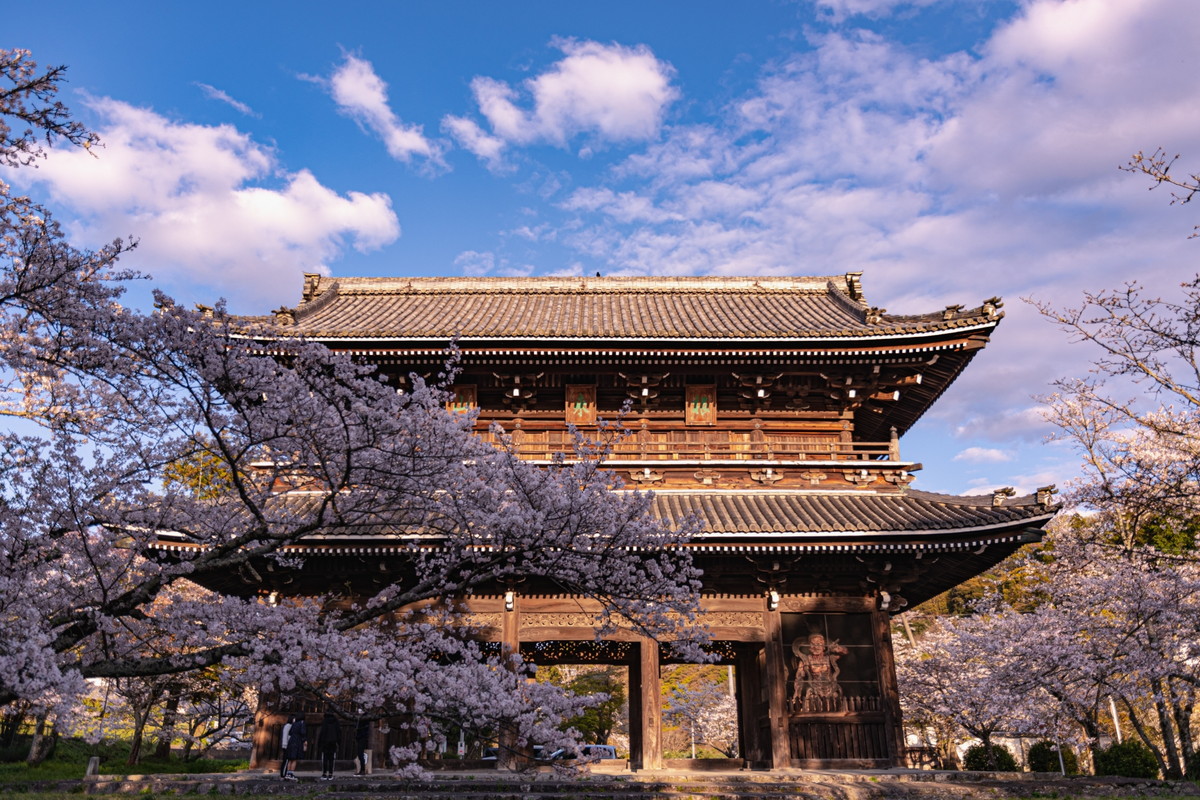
[762,600,792,769]
[632,637,662,770]
[873,604,907,767]
[735,644,765,765]
[498,591,520,771]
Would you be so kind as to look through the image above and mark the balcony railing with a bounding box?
[479,430,898,462]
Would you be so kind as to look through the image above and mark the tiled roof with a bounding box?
[650,489,1053,539]
[153,488,1052,548]
[257,275,1003,341]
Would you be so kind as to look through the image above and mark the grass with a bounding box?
[0,737,247,786]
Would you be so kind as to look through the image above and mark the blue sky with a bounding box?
[9,0,1200,496]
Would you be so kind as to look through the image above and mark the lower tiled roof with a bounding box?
[651,489,1053,538]
[152,488,1054,550]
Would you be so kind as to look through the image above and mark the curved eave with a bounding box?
[254,319,999,350]
[150,512,1052,556]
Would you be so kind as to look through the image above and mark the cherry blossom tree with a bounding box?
[1028,234,1200,776]
[0,49,704,768]
[1123,150,1200,238]
[663,678,738,758]
[896,611,1048,769]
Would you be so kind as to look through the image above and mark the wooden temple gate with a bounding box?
[212,273,1056,771]
[461,593,906,769]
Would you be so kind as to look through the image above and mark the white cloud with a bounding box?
[21,97,400,309]
[927,0,1200,201]
[453,249,535,279]
[459,38,678,160]
[500,0,1200,494]
[953,447,1013,464]
[810,0,939,23]
[956,465,1072,499]
[454,250,496,277]
[195,83,258,117]
[442,115,508,172]
[327,54,445,167]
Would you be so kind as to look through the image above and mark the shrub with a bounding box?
[1186,748,1200,781]
[1093,740,1158,779]
[964,743,1019,772]
[1027,740,1079,774]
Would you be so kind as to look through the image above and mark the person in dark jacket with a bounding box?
[317,712,341,780]
[354,717,370,775]
[283,715,306,779]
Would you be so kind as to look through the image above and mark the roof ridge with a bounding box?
[303,275,846,298]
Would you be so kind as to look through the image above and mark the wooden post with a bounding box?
[762,601,792,769]
[249,696,275,771]
[630,637,662,770]
[873,604,907,767]
[627,646,644,768]
[735,644,764,765]
[499,592,520,771]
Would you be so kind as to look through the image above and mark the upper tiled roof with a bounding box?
[256,274,1003,342]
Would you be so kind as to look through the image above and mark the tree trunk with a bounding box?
[1120,694,1168,778]
[1170,679,1194,773]
[25,715,55,766]
[1153,678,1183,779]
[981,731,995,769]
[127,707,154,766]
[154,689,181,760]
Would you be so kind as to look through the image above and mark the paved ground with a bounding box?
[30,767,1200,800]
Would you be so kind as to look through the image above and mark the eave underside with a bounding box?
[164,489,1054,609]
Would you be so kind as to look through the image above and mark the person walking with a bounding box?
[278,716,294,779]
[354,717,370,775]
[283,715,306,779]
[317,711,341,780]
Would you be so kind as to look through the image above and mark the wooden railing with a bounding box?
[479,430,898,462]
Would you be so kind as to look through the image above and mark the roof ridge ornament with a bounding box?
[844,272,863,301]
[991,486,1016,506]
[982,296,1004,318]
[1036,485,1058,507]
[301,272,323,302]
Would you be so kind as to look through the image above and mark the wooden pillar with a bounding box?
[249,694,276,770]
[873,605,907,767]
[498,591,520,771]
[762,601,792,769]
[735,644,764,765]
[630,637,662,770]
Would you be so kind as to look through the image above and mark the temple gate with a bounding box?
[185,274,1056,770]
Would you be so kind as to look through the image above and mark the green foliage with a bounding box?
[963,743,1019,772]
[161,443,233,500]
[0,736,244,782]
[1094,740,1159,779]
[536,665,626,746]
[916,541,1051,617]
[1027,740,1079,774]
[566,669,625,745]
[1129,515,1200,555]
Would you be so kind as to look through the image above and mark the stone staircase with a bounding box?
[71,770,1200,800]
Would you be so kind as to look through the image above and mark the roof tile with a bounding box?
[257,275,1002,341]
